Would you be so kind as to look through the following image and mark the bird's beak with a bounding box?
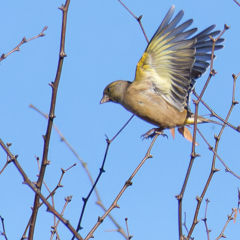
[100,94,109,104]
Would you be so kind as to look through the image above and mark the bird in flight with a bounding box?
[100,5,224,143]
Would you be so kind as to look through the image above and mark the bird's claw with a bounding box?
[141,128,167,140]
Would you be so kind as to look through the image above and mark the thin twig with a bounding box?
[50,196,73,240]
[21,163,76,239]
[0,26,47,63]
[85,133,160,240]
[201,199,211,240]
[215,209,234,240]
[197,128,240,179]
[118,0,149,43]
[0,216,8,240]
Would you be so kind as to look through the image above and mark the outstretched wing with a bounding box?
[134,5,224,112]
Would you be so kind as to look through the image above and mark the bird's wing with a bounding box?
[134,5,224,112]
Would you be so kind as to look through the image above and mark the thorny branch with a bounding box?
[0,26,47,63]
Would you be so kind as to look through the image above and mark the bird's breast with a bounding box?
[121,82,187,129]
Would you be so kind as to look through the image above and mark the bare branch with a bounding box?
[0,26,47,63]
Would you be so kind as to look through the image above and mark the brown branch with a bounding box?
[197,128,240,179]
[193,90,240,132]
[233,0,240,6]
[85,133,160,240]
[215,209,234,240]
[0,139,83,240]
[0,26,47,63]
[177,24,229,239]
[118,0,149,43]
[28,1,70,239]
[0,143,13,175]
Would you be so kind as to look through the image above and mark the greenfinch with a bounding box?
[100,5,224,140]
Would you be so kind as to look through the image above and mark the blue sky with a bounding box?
[1,0,240,239]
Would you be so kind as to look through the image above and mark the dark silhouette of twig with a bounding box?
[0,215,8,240]
[0,26,47,63]
[201,199,211,240]
[0,139,83,240]
[28,1,71,239]
[85,133,160,240]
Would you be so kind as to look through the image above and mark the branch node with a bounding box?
[125,180,133,186]
[60,52,67,58]
[137,15,143,21]
[209,35,215,42]
[196,195,202,202]
[214,134,219,141]
[233,101,239,105]
[175,194,182,200]
[98,216,103,223]
[224,23,230,30]
[210,69,217,76]
[213,168,220,173]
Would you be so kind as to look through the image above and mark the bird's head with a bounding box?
[100,80,131,104]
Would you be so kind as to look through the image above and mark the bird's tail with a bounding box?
[185,115,222,125]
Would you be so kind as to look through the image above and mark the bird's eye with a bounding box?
[107,87,111,91]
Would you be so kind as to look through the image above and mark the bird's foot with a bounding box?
[141,128,167,140]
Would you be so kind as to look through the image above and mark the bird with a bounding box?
[100,5,224,142]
